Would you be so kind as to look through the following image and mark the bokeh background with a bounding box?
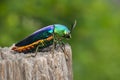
[0,0,120,80]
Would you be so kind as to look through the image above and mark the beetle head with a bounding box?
[63,20,77,39]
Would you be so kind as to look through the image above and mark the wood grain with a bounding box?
[0,44,72,80]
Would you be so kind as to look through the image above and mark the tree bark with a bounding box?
[0,44,72,80]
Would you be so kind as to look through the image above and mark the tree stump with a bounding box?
[0,44,72,80]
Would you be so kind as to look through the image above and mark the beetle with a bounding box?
[12,21,76,56]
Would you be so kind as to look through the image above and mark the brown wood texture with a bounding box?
[0,44,72,80]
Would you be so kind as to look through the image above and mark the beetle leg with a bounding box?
[25,45,40,58]
[60,41,69,61]
[51,25,55,57]
[26,41,44,57]
[32,45,40,57]
[32,40,45,57]
[51,34,55,57]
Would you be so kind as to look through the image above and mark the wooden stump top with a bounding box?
[0,44,72,80]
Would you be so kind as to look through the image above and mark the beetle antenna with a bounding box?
[70,20,77,33]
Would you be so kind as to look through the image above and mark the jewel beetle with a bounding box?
[12,21,76,54]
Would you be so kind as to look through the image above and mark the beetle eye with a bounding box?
[66,35,71,38]
[63,34,71,39]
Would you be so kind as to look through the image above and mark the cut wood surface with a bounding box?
[0,44,72,80]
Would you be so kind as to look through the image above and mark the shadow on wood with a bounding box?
[0,44,72,80]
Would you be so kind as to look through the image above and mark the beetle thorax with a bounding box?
[54,24,70,38]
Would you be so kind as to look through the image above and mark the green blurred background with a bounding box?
[0,0,120,80]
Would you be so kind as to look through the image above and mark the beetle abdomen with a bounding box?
[12,36,53,53]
